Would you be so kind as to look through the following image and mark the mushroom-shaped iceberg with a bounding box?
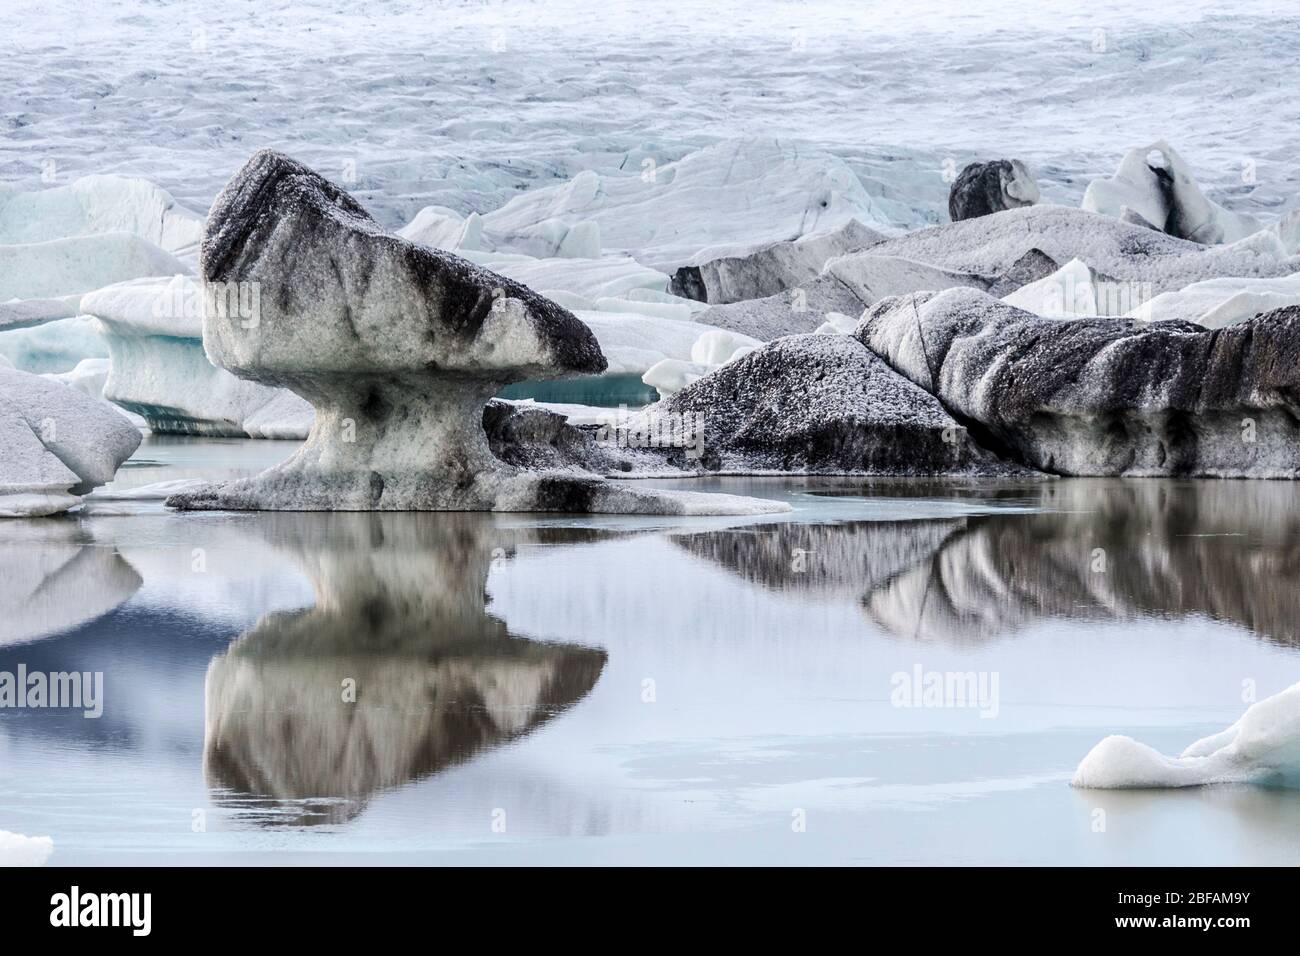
[167,151,784,515]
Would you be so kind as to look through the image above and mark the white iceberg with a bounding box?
[400,205,600,259]
[1082,142,1263,245]
[396,205,485,251]
[0,233,188,301]
[43,356,111,397]
[1073,682,1300,789]
[459,248,670,302]
[0,366,140,516]
[0,293,85,331]
[0,174,204,253]
[642,327,760,399]
[479,138,888,271]
[81,275,313,437]
[1000,257,1134,317]
[0,831,53,867]
[577,309,729,377]
[1129,273,1300,327]
[855,204,1294,296]
[814,312,859,335]
[0,315,108,373]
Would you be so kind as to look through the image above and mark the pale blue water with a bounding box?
[2,437,1300,864]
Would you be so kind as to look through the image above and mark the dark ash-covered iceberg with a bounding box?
[858,287,1300,477]
[166,151,786,516]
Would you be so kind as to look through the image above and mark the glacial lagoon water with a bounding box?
[3,436,1300,865]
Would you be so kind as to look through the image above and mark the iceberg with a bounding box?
[1129,273,1300,328]
[0,366,141,516]
[0,315,108,373]
[642,327,760,399]
[81,275,312,437]
[859,287,1300,478]
[668,219,883,305]
[0,831,54,867]
[1073,683,1300,789]
[0,174,203,253]
[1000,257,1133,317]
[844,204,1296,296]
[948,159,1040,222]
[1082,142,1262,245]
[479,138,889,271]
[166,150,787,516]
[630,334,1016,476]
[0,233,188,301]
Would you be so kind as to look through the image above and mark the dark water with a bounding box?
[2,438,1300,864]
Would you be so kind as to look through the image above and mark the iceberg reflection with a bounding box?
[203,513,607,825]
[675,480,1300,646]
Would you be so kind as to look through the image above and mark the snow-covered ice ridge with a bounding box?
[4,0,1298,230]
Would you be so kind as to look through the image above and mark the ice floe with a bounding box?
[1129,273,1300,327]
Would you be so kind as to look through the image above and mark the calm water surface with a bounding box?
[2,436,1299,864]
